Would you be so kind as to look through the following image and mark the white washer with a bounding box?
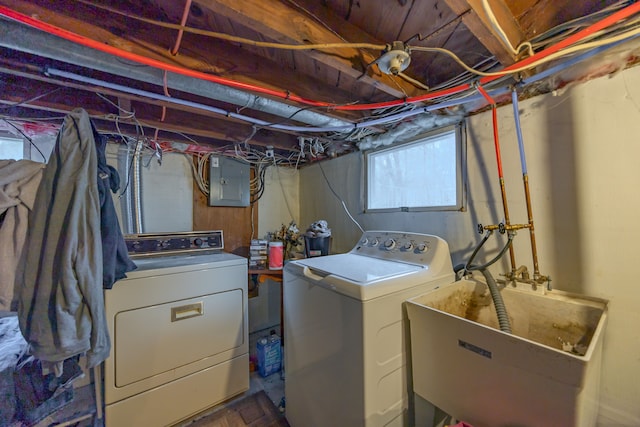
[283,231,454,427]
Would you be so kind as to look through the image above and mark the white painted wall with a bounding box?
[250,166,300,334]
[258,165,300,238]
[26,136,194,233]
[298,66,640,425]
[139,152,193,232]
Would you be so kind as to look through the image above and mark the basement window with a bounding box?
[365,124,465,212]
[0,133,28,160]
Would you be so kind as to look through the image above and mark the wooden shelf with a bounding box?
[249,268,283,277]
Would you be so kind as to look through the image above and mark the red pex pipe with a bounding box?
[0,5,333,108]
[476,85,503,178]
[477,83,517,272]
[343,1,640,110]
[1,2,639,111]
[478,1,640,86]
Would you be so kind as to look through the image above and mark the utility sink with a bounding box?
[406,278,608,427]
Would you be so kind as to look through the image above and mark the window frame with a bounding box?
[363,123,466,213]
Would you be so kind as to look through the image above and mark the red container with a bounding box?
[268,241,283,270]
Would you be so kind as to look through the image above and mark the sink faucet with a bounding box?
[513,265,529,280]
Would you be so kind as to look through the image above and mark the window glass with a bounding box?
[365,125,464,211]
[0,134,25,160]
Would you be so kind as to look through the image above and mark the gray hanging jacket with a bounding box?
[18,108,111,368]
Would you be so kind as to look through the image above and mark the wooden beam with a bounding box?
[196,0,422,98]
[0,0,363,121]
[443,0,526,65]
[0,72,300,149]
[513,0,617,40]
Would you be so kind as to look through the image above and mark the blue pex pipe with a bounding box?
[46,34,640,135]
[511,89,528,174]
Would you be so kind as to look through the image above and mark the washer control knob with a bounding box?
[193,238,203,247]
[384,239,396,250]
[370,238,379,246]
[360,238,369,245]
[402,242,414,251]
[417,243,428,253]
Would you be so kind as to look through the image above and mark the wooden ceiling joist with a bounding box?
[196,0,423,99]
[0,71,299,149]
[443,0,526,65]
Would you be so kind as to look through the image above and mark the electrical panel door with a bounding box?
[208,156,250,207]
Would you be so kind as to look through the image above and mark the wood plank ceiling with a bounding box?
[0,0,632,164]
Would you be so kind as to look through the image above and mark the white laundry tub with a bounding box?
[406,278,608,427]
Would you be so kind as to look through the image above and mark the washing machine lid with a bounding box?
[294,253,423,284]
[287,253,450,301]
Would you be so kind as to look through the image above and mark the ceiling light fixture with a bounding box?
[376,41,411,75]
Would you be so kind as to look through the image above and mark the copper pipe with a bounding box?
[482,223,530,232]
[512,88,543,280]
[157,1,190,139]
[171,0,193,56]
[499,176,517,271]
[523,175,540,277]
[477,83,517,273]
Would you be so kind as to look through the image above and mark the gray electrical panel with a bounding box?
[208,156,250,207]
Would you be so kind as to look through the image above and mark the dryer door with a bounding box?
[114,288,244,387]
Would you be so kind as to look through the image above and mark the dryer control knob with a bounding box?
[384,239,396,250]
[402,242,414,251]
[417,243,428,253]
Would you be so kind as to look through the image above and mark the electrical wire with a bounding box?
[0,101,295,177]
[409,23,640,79]
[1,0,638,167]
[529,0,634,50]
[318,161,364,233]
[75,0,385,52]
[57,24,622,146]
[397,72,429,90]
[251,161,271,204]
[117,138,140,198]
[190,152,210,196]
[3,2,640,115]
[275,166,296,223]
[1,118,46,161]
[170,0,192,56]
[480,0,534,58]
[0,87,62,110]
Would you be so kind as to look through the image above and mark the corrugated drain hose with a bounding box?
[455,233,515,334]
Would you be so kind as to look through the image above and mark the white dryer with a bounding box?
[103,231,248,427]
[283,231,454,427]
